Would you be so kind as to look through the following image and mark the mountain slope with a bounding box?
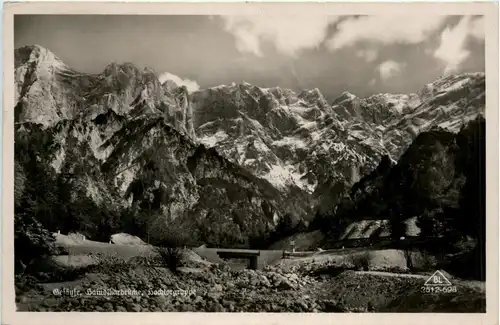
[314,116,485,248]
[191,73,485,199]
[14,45,317,248]
[13,44,486,249]
[15,113,306,247]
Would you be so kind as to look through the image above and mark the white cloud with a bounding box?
[158,72,200,92]
[327,15,448,50]
[377,60,404,81]
[356,49,378,62]
[469,16,485,40]
[221,15,340,57]
[433,16,485,74]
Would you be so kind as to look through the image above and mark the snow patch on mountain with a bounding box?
[263,164,295,189]
[442,77,470,93]
[199,130,229,147]
[272,136,308,149]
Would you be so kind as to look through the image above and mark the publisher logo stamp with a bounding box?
[421,270,457,294]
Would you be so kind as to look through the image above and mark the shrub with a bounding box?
[148,220,192,272]
[156,247,184,273]
[151,229,189,273]
[350,252,371,271]
[14,214,57,275]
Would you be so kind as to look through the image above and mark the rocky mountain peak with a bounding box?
[162,78,180,92]
[14,45,196,139]
[332,91,357,105]
[15,44,68,70]
[297,88,329,109]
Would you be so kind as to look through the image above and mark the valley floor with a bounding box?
[15,241,486,313]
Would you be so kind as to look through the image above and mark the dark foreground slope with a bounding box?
[15,114,314,248]
[312,117,485,279]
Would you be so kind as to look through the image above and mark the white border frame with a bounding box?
[2,2,498,325]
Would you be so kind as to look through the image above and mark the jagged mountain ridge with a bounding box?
[16,45,485,197]
[17,45,485,198]
[192,73,485,195]
[14,44,485,246]
[15,45,196,139]
[192,82,358,193]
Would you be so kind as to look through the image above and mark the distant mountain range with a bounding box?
[14,44,486,247]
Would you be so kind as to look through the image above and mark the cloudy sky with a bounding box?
[15,15,484,100]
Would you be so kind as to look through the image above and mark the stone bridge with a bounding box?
[193,248,285,270]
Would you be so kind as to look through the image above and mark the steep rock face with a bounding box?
[333,91,419,124]
[191,83,364,194]
[191,73,485,198]
[100,116,290,244]
[15,45,195,139]
[15,45,97,126]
